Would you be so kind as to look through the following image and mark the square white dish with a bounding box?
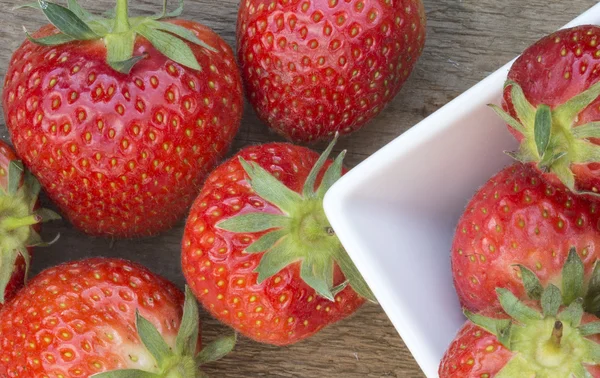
[323,3,600,377]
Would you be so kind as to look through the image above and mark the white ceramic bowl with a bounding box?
[323,4,600,377]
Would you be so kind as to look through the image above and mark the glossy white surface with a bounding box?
[323,4,600,377]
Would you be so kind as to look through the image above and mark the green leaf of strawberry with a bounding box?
[92,286,235,378]
[136,23,201,70]
[585,262,600,313]
[541,284,562,317]
[534,105,552,159]
[195,334,237,365]
[66,0,94,20]
[562,248,585,305]
[464,310,512,348]
[572,122,600,139]
[216,136,375,303]
[443,253,600,377]
[25,31,75,45]
[515,264,543,300]
[147,20,217,53]
[578,321,600,336]
[218,213,290,233]
[496,288,542,322]
[21,0,217,73]
[236,158,303,214]
[0,141,59,305]
[557,298,584,327]
[175,286,200,356]
[135,311,172,367]
[37,0,99,40]
[7,160,23,196]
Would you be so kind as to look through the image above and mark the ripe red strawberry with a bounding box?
[3,0,243,237]
[0,258,234,377]
[494,25,600,194]
[236,0,426,143]
[439,307,600,377]
[452,163,600,312]
[182,137,375,345]
[441,254,600,377]
[0,140,58,308]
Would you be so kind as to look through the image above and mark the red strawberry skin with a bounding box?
[0,141,29,308]
[503,26,600,191]
[438,307,514,378]
[0,141,19,190]
[182,143,364,345]
[237,0,426,143]
[452,164,600,312]
[3,20,243,238]
[438,307,600,377]
[0,258,191,377]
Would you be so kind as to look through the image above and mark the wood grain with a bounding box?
[0,0,597,376]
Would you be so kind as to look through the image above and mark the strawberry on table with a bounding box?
[237,0,426,143]
[493,26,600,194]
[182,136,375,345]
[0,258,234,377]
[452,163,600,312]
[0,140,59,308]
[440,251,600,377]
[3,0,243,237]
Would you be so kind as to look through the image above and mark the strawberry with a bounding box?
[0,139,58,308]
[181,136,375,345]
[440,252,600,377]
[493,25,600,194]
[236,0,426,143]
[0,258,234,377]
[452,163,600,312]
[3,0,243,237]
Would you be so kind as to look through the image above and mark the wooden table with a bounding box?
[0,0,597,376]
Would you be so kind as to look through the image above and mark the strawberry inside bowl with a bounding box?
[323,3,600,377]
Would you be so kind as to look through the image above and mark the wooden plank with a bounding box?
[0,0,596,376]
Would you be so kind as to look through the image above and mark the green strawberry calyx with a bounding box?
[0,159,60,303]
[492,79,600,194]
[466,248,600,376]
[17,0,217,74]
[92,286,236,378]
[217,135,376,303]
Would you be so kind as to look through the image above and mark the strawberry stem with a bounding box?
[113,0,130,33]
[296,204,331,243]
[164,356,196,378]
[550,320,563,347]
[21,0,215,73]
